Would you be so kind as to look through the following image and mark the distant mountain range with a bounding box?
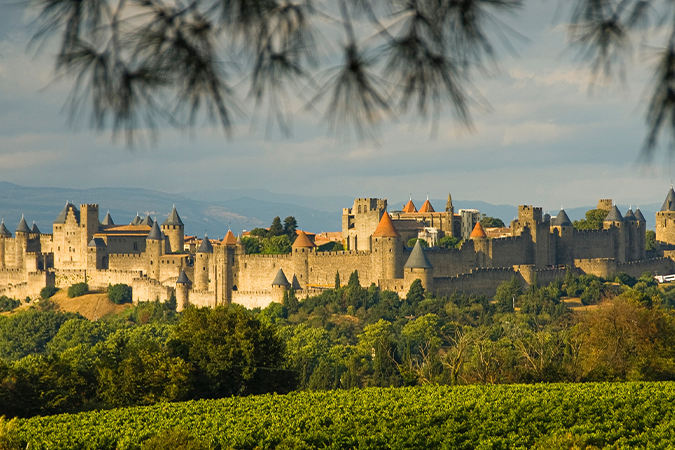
[0,182,661,238]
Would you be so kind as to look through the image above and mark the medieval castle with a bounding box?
[2,189,675,310]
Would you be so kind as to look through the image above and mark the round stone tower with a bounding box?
[175,270,191,311]
[0,220,10,269]
[404,239,434,291]
[161,205,184,253]
[603,204,627,263]
[146,221,163,280]
[551,208,574,265]
[195,234,213,291]
[271,268,291,303]
[470,222,488,267]
[15,216,30,269]
[292,231,315,290]
[371,211,402,281]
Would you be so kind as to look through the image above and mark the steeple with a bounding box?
[551,208,572,226]
[635,208,646,222]
[101,211,114,226]
[223,229,237,245]
[31,221,40,234]
[292,230,316,248]
[271,268,291,286]
[131,213,142,226]
[446,192,453,213]
[402,196,417,213]
[141,214,154,227]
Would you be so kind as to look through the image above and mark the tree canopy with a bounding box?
[573,209,609,230]
[28,0,675,154]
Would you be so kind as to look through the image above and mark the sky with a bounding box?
[0,0,673,212]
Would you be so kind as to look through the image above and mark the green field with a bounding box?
[14,382,675,449]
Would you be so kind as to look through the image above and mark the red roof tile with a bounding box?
[418,200,435,213]
[402,199,417,213]
[372,212,400,238]
[223,230,237,245]
[470,222,487,238]
[293,230,316,248]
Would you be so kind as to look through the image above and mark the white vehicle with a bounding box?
[654,274,675,283]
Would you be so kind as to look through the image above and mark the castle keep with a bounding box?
[1,189,674,309]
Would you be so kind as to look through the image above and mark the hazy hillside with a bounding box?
[0,183,658,239]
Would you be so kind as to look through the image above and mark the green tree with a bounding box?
[269,217,284,237]
[335,271,341,290]
[357,320,401,387]
[39,286,58,300]
[406,279,425,307]
[282,288,299,316]
[262,235,292,254]
[494,276,521,313]
[108,283,132,304]
[0,310,81,361]
[47,318,110,354]
[249,228,269,238]
[348,270,360,289]
[141,429,209,450]
[407,238,429,248]
[574,209,609,230]
[67,283,88,298]
[480,216,505,228]
[283,216,298,238]
[646,230,656,251]
[241,236,261,254]
[168,307,293,398]
[438,236,461,249]
[97,349,192,407]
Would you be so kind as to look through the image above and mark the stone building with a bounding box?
[0,189,673,308]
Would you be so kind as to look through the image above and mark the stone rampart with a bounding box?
[188,289,216,308]
[490,235,529,267]
[237,254,294,291]
[433,267,516,297]
[109,253,146,271]
[232,290,274,309]
[54,269,87,288]
[132,277,173,303]
[616,257,675,278]
[573,229,615,260]
[426,243,478,277]
[307,251,373,287]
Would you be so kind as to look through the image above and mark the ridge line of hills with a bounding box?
[0,182,660,237]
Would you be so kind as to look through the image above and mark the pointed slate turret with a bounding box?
[197,235,213,253]
[31,222,40,234]
[223,230,237,245]
[16,216,30,233]
[662,187,675,211]
[176,270,191,284]
[404,240,433,269]
[551,209,572,226]
[372,212,400,238]
[147,221,162,240]
[624,208,637,221]
[141,215,154,227]
[0,221,11,237]
[419,198,435,213]
[635,208,646,222]
[604,205,624,222]
[162,205,184,226]
[402,198,417,213]
[470,222,487,238]
[101,211,114,226]
[292,230,315,248]
[131,214,142,226]
[271,268,291,287]
[54,202,78,224]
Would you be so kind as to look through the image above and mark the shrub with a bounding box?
[40,286,58,300]
[67,282,88,298]
[108,284,132,304]
[0,296,20,313]
[141,429,208,450]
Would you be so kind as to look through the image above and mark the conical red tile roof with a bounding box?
[292,230,315,248]
[223,230,237,245]
[419,199,435,213]
[402,199,417,213]
[470,222,487,238]
[372,212,400,238]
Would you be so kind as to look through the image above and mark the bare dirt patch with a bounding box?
[49,290,131,320]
